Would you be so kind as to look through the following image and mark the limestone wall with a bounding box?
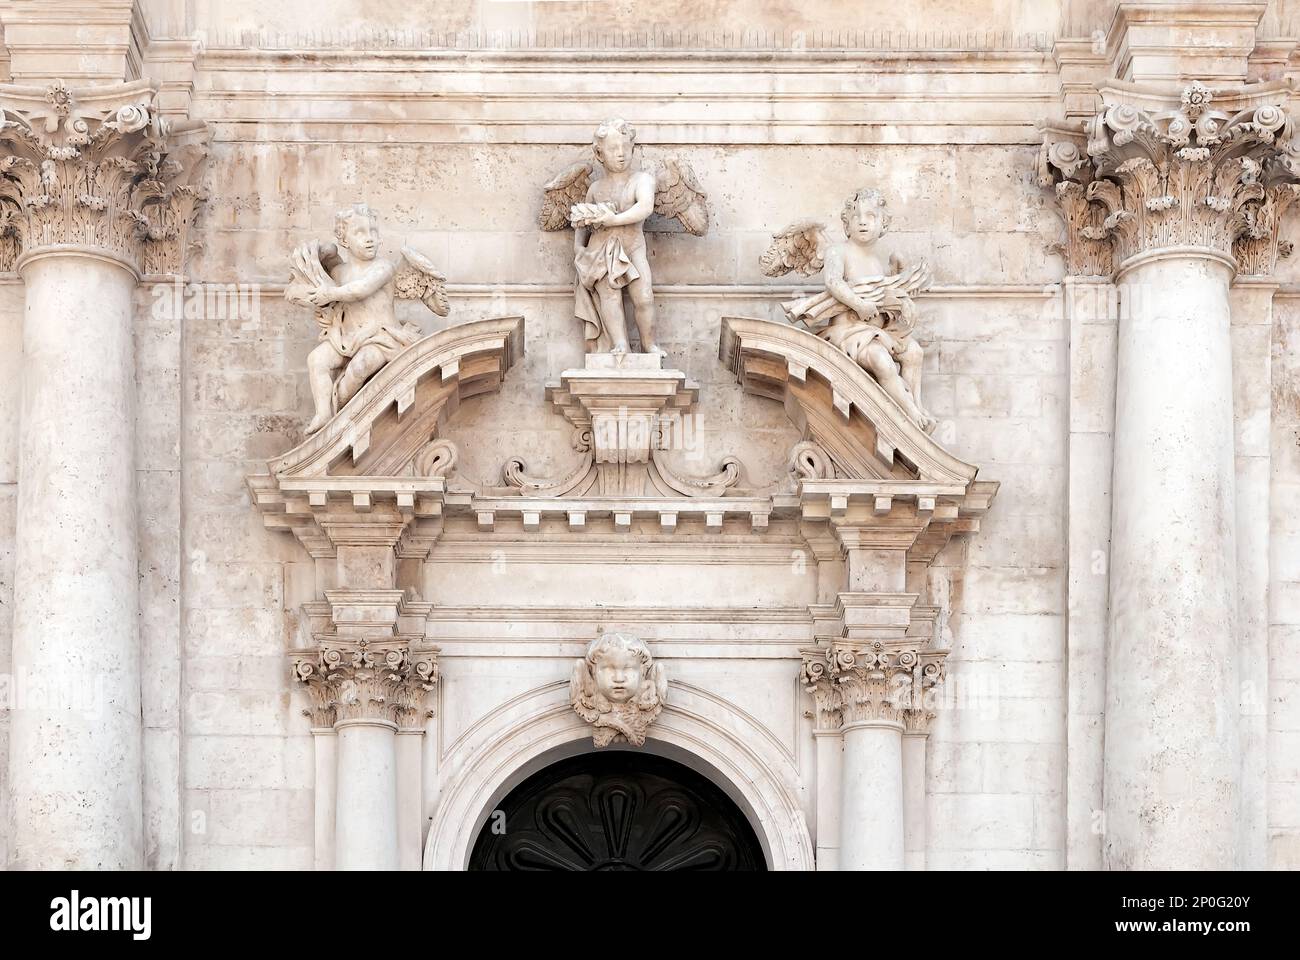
[167,25,1071,869]
[0,0,1295,871]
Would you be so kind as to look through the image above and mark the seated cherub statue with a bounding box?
[761,188,936,433]
[569,631,667,747]
[286,203,450,435]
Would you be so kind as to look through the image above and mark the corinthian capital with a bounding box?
[0,77,208,275]
[801,642,946,733]
[1040,80,1300,277]
[292,638,439,729]
[1088,81,1299,271]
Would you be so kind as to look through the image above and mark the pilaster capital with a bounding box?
[1038,124,1116,278]
[0,78,208,277]
[292,638,440,730]
[800,641,946,734]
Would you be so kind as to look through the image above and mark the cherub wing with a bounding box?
[394,244,450,317]
[760,220,829,278]
[570,659,599,721]
[652,157,709,236]
[651,662,668,703]
[539,160,594,231]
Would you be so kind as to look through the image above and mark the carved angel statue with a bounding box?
[761,188,937,433]
[570,632,667,747]
[540,118,709,355]
[286,203,450,434]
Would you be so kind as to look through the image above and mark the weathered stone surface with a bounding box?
[0,0,1295,874]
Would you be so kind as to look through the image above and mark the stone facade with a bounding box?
[0,0,1297,871]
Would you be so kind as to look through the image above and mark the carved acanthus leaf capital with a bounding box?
[1085,82,1299,271]
[1041,82,1300,277]
[801,642,946,733]
[0,78,208,275]
[292,638,439,729]
[1039,126,1115,277]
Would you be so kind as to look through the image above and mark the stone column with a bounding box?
[802,640,941,872]
[0,80,205,869]
[1044,81,1300,869]
[840,722,904,870]
[309,726,338,872]
[294,635,438,872]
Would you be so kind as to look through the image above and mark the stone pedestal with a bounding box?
[546,352,698,495]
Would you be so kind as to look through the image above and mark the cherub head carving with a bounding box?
[570,631,667,747]
[334,203,379,261]
[592,118,636,174]
[840,188,890,245]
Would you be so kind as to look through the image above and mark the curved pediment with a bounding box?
[267,315,524,481]
[719,316,979,486]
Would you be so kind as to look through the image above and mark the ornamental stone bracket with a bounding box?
[0,76,209,276]
[1039,79,1300,278]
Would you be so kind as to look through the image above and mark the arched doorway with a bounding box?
[468,750,768,871]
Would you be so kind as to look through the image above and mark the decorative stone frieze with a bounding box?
[0,77,208,274]
[1039,80,1300,276]
[293,638,439,729]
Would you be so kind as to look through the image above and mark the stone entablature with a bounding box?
[0,77,207,275]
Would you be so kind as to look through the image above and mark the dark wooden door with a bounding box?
[468,751,767,871]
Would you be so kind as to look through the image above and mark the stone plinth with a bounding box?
[546,352,699,495]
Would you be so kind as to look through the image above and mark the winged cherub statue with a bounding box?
[540,118,709,355]
[761,188,937,433]
[286,203,451,435]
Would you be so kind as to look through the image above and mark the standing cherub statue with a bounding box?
[286,203,451,435]
[540,119,709,356]
[761,188,936,433]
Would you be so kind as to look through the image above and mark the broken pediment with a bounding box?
[720,316,977,487]
[249,312,995,557]
[248,315,523,531]
[719,316,997,556]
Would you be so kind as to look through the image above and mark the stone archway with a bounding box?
[468,751,767,871]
